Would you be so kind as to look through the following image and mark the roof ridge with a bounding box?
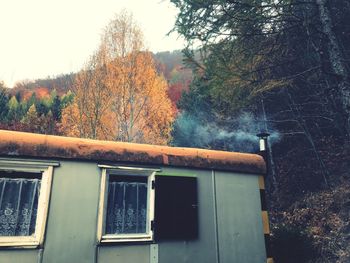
[0,130,266,174]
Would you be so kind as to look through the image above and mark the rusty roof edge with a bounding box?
[0,130,266,174]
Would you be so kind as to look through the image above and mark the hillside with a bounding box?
[7,51,191,110]
[10,74,75,97]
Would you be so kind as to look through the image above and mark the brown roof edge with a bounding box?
[0,130,266,174]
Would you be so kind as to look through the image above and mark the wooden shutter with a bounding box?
[154,175,198,240]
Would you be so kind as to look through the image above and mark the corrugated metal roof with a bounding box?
[0,130,265,174]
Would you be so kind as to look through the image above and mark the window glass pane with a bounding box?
[105,175,148,235]
[0,172,41,236]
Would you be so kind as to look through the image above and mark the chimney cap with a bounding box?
[257,132,270,138]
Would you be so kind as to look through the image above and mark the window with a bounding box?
[0,159,55,247]
[97,166,156,242]
[97,166,198,243]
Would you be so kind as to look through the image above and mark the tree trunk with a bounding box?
[316,0,350,138]
[286,89,330,188]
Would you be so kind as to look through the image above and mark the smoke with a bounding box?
[172,111,281,153]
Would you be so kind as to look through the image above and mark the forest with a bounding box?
[169,1,350,262]
[0,1,349,262]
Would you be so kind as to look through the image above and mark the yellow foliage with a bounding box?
[60,10,175,144]
[60,103,81,138]
[107,52,174,144]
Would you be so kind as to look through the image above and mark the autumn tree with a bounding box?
[60,50,112,139]
[60,103,80,138]
[101,10,174,144]
[107,51,174,144]
[61,10,175,144]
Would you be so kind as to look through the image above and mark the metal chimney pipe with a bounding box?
[257,132,270,154]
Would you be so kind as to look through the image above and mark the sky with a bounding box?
[0,0,186,88]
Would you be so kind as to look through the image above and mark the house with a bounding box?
[0,130,272,263]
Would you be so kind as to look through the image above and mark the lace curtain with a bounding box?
[106,181,148,234]
[0,178,40,236]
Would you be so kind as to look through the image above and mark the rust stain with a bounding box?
[0,130,266,174]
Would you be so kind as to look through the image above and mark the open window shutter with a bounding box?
[154,175,198,240]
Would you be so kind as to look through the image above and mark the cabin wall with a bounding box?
[42,161,100,263]
[215,171,266,263]
[0,159,266,263]
[143,168,218,263]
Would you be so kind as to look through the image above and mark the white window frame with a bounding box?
[0,159,56,247]
[97,165,157,243]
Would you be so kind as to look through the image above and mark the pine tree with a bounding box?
[51,95,62,121]
[21,104,40,132]
[0,83,9,122]
[7,96,20,122]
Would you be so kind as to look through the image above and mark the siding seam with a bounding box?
[212,170,220,263]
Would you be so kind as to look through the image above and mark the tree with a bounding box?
[61,10,175,144]
[170,0,350,137]
[60,91,74,109]
[27,93,37,108]
[170,0,350,204]
[35,100,49,116]
[315,0,350,136]
[102,10,175,144]
[61,50,112,139]
[21,104,40,133]
[51,95,62,121]
[0,82,9,122]
[60,103,81,138]
[7,96,21,122]
[107,51,174,144]
[42,110,56,135]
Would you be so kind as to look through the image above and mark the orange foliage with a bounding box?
[21,87,50,101]
[106,51,175,144]
[34,87,50,99]
[60,103,81,138]
[60,51,114,140]
[60,11,175,145]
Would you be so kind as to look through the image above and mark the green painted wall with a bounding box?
[215,171,266,263]
[157,167,218,263]
[98,244,149,262]
[0,249,40,263]
[0,159,266,263]
[42,161,100,263]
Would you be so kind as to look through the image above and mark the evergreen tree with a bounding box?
[27,93,37,108]
[0,84,9,122]
[7,96,20,122]
[35,100,49,116]
[49,89,58,106]
[21,104,40,132]
[51,95,62,121]
[15,91,21,102]
[61,91,74,109]
[171,0,350,136]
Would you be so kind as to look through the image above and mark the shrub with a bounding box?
[271,224,319,263]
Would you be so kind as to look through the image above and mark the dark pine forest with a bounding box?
[170,1,350,262]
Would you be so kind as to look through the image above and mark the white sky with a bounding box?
[0,0,186,87]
